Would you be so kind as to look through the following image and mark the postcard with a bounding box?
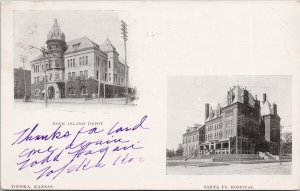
[1,0,300,190]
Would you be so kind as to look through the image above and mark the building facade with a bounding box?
[30,19,129,100]
[183,85,281,157]
[14,68,31,99]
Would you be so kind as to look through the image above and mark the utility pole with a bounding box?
[41,48,49,107]
[121,20,128,104]
[241,124,243,164]
[97,59,106,103]
[16,42,57,107]
[279,125,282,165]
[103,60,106,103]
[98,59,101,103]
[20,55,27,102]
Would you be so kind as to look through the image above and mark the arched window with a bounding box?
[35,89,40,96]
[69,87,75,95]
[81,86,87,95]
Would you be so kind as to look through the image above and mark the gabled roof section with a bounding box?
[65,36,100,54]
[261,99,273,116]
[100,38,117,53]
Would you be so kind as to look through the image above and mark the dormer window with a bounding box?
[72,43,80,48]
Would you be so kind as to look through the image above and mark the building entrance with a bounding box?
[48,86,55,99]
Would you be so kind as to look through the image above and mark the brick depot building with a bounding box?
[30,19,129,100]
[183,85,281,157]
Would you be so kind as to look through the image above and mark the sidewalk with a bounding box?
[15,97,137,105]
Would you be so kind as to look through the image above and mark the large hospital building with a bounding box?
[182,85,281,157]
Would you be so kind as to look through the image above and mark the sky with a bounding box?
[167,76,292,150]
[13,10,135,86]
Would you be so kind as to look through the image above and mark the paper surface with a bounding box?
[1,1,300,190]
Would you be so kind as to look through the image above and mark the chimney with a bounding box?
[205,103,209,120]
[263,93,267,103]
[273,103,277,115]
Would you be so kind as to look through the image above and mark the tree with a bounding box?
[281,131,292,155]
[254,138,269,153]
[166,149,175,158]
[176,144,184,157]
[193,147,199,157]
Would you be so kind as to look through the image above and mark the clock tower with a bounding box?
[45,19,67,99]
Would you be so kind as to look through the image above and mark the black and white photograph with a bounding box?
[167,76,292,175]
[14,11,138,111]
[2,0,300,190]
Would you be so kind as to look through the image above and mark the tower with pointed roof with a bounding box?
[44,19,67,99]
[261,93,281,154]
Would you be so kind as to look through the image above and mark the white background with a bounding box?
[2,1,300,190]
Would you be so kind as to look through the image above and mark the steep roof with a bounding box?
[65,36,100,54]
[261,100,273,116]
[100,38,116,52]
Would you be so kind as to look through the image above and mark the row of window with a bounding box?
[225,110,234,117]
[67,70,88,80]
[67,56,88,68]
[33,73,61,83]
[207,122,223,132]
[33,65,40,73]
[225,119,234,128]
[79,56,88,66]
[183,134,199,144]
[67,58,75,68]
[68,86,87,95]
[184,128,235,143]
[33,76,40,83]
[33,60,57,73]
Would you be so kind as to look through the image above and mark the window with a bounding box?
[96,71,99,79]
[35,89,40,96]
[72,43,80,48]
[80,71,83,79]
[105,73,107,81]
[73,58,75,67]
[84,70,88,79]
[69,87,75,95]
[68,72,71,80]
[81,86,87,95]
[55,74,59,81]
[79,57,82,65]
[108,61,111,68]
[72,72,75,79]
[85,56,88,65]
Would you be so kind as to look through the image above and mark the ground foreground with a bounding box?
[167,161,292,175]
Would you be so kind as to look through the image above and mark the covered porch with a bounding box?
[199,140,231,155]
